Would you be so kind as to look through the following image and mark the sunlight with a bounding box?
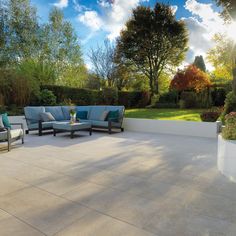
[226,21,236,42]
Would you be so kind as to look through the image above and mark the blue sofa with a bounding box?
[24,105,125,136]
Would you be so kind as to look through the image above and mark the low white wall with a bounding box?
[218,135,236,182]
[123,118,221,138]
[8,116,28,130]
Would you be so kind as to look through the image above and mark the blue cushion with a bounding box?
[61,106,76,120]
[24,107,45,124]
[92,120,109,127]
[76,111,88,120]
[1,113,11,128]
[28,121,56,130]
[45,106,64,121]
[106,106,124,121]
[89,106,106,120]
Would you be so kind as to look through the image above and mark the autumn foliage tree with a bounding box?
[170,65,211,92]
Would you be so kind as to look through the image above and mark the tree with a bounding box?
[193,55,206,72]
[207,33,234,83]
[214,0,236,93]
[40,8,87,87]
[170,65,211,92]
[116,3,188,97]
[89,40,116,87]
[0,0,39,66]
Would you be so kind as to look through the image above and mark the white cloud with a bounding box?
[53,0,68,9]
[171,5,178,15]
[183,0,226,69]
[78,11,103,31]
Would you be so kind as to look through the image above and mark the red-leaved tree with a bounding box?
[170,65,211,92]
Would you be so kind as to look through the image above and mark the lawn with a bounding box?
[125,108,205,122]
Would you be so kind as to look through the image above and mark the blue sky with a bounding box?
[31,0,223,69]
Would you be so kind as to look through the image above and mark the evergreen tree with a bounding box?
[193,55,206,72]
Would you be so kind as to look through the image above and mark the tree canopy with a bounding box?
[170,65,211,92]
[116,3,188,96]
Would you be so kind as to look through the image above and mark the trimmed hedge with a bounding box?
[41,85,150,108]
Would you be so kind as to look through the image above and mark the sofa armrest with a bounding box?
[10,123,24,130]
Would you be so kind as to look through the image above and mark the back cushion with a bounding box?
[89,106,106,120]
[24,107,45,124]
[106,106,124,121]
[76,106,91,117]
[45,106,64,121]
[61,106,76,120]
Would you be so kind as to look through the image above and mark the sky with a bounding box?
[31,0,225,70]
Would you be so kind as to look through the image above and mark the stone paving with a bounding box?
[0,130,236,236]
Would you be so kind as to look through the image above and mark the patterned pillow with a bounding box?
[40,112,55,122]
[100,111,109,121]
[0,115,6,131]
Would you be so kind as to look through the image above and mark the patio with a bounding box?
[0,131,236,236]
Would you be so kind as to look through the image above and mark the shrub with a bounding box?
[101,88,118,105]
[200,110,221,122]
[159,91,179,104]
[180,91,197,108]
[39,89,57,106]
[155,103,179,108]
[222,91,236,118]
[222,112,236,140]
[211,88,227,107]
[137,91,150,107]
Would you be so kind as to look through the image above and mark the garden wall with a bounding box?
[123,118,221,138]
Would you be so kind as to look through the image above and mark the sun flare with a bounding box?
[226,21,236,42]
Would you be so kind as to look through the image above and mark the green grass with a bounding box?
[125,108,206,122]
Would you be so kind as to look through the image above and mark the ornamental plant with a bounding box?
[222,112,236,140]
[170,65,211,92]
[200,110,221,122]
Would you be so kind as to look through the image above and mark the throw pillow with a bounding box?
[1,113,11,128]
[40,112,55,122]
[100,110,109,121]
[106,110,119,122]
[76,111,88,120]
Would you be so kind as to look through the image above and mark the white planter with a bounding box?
[123,118,221,138]
[218,134,236,182]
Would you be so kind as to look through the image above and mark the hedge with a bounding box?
[41,85,150,108]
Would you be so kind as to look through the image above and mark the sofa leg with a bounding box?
[39,130,42,136]
[26,130,29,134]
[22,137,24,144]
[121,127,124,132]
[7,140,10,152]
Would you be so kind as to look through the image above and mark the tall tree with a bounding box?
[40,8,87,87]
[89,40,116,87]
[215,0,236,93]
[0,0,39,66]
[116,3,188,96]
[193,55,206,72]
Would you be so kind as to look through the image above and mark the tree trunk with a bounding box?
[233,46,236,94]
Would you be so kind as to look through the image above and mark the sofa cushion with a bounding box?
[106,110,119,122]
[106,106,124,122]
[100,110,109,121]
[24,107,45,124]
[0,115,4,128]
[1,113,11,128]
[76,111,88,120]
[40,112,55,122]
[45,106,64,121]
[89,106,106,121]
[91,120,109,127]
[0,129,23,141]
[28,121,56,130]
[61,106,76,120]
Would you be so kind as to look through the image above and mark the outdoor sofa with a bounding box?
[24,105,125,136]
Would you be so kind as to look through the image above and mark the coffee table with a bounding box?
[53,122,92,139]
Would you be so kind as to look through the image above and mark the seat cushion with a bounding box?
[61,106,76,120]
[0,129,23,141]
[91,120,109,127]
[1,113,11,128]
[76,111,88,120]
[40,112,55,122]
[45,106,64,121]
[28,121,56,130]
[89,106,106,120]
[24,107,45,124]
